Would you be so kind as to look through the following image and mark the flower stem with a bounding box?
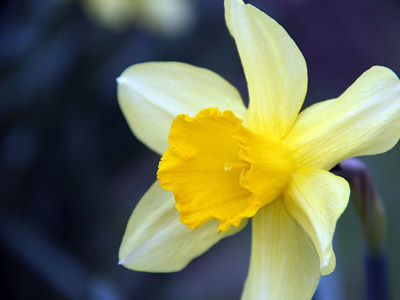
[332,158,388,300]
[365,252,389,300]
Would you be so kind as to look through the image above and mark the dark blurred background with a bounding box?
[1,0,400,299]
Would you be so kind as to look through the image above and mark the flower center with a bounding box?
[157,108,295,232]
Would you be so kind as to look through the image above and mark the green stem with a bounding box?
[332,158,386,256]
[332,158,389,300]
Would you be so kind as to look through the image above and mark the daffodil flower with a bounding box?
[117,0,400,298]
[81,0,195,35]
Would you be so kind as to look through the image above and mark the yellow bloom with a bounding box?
[81,0,195,34]
[117,0,400,299]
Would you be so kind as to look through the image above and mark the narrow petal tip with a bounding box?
[116,76,128,85]
[322,259,329,269]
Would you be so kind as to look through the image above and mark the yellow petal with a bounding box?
[83,0,137,30]
[139,0,195,36]
[119,181,247,272]
[285,66,400,170]
[118,62,247,155]
[158,108,253,232]
[284,169,349,274]
[322,248,336,276]
[242,199,320,300]
[225,0,307,138]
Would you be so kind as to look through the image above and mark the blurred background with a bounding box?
[1,0,400,299]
